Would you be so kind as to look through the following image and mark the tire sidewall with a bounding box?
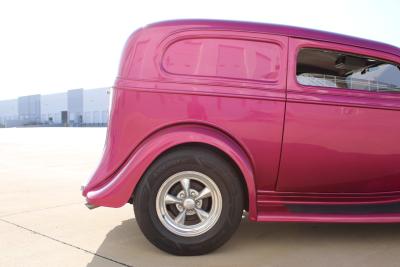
[134,148,244,255]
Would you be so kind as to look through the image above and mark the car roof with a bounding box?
[147,19,400,58]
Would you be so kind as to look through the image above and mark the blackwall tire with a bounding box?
[133,146,244,255]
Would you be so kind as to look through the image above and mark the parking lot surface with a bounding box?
[1,128,400,267]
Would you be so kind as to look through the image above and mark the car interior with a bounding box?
[296,48,400,92]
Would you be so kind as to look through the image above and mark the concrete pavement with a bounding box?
[1,128,400,267]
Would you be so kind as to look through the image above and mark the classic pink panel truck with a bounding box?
[82,20,400,255]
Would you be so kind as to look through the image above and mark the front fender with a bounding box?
[85,124,257,220]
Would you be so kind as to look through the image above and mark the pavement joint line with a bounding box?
[0,218,133,267]
[0,202,84,219]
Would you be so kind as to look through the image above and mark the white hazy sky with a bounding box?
[0,0,399,100]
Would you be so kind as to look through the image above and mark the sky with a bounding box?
[0,0,399,100]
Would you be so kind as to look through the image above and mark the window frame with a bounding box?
[288,37,400,102]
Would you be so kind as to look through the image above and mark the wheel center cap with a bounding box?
[183,198,195,210]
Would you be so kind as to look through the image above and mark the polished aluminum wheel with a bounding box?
[156,171,223,237]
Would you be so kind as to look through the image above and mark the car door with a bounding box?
[277,38,400,193]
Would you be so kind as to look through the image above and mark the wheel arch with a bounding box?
[86,123,257,220]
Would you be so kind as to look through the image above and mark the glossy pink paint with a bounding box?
[278,38,400,193]
[83,20,400,222]
[86,124,257,219]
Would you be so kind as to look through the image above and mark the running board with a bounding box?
[287,202,400,215]
[257,213,400,223]
[256,201,400,223]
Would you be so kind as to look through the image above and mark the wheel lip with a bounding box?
[155,171,223,237]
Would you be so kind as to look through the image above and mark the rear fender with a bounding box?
[86,124,257,220]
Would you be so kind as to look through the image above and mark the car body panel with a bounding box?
[277,38,400,193]
[83,83,286,221]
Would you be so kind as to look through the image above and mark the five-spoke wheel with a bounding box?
[156,171,222,237]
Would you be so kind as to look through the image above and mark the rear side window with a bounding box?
[297,48,400,93]
[162,38,282,82]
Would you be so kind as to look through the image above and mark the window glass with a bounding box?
[163,38,282,82]
[297,48,400,93]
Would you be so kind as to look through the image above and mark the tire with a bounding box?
[133,146,244,255]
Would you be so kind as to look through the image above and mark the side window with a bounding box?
[296,48,400,93]
[162,38,282,82]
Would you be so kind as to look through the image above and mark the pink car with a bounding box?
[82,20,400,255]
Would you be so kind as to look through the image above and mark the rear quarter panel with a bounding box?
[85,28,289,211]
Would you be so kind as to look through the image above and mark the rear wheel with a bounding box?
[133,146,244,255]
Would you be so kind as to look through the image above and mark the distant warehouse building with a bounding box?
[0,87,110,127]
[0,99,18,127]
[41,87,110,126]
[83,87,110,125]
[41,92,67,124]
[18,94,41,125]
[67,89,84,125]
